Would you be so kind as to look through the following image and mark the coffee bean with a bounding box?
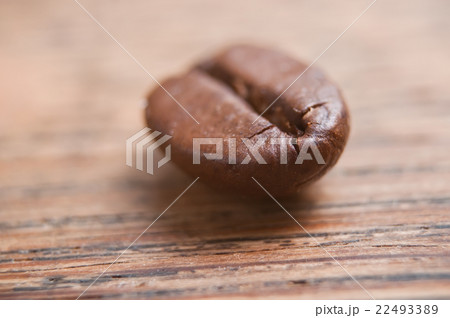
[145,45,350,196]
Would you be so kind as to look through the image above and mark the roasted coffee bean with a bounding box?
[145,45,350,196]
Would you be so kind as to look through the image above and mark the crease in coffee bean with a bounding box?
[246,125,276,139]
[264,104,302,136]
[197,63,304,137]
[197,60,333,140]
[196,68,331,155]
[296,102,333,135]
[208,71,325,139]
[298,102,327,119]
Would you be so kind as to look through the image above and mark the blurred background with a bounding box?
[1,0,449,299]
[1,0,450,174]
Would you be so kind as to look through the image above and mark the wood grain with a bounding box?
[0,0,449,299]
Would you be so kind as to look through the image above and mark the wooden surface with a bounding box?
[1,0,450,299]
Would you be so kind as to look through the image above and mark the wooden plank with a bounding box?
[0,0,449,299]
